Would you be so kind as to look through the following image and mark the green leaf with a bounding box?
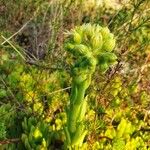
[113,138,125,150]
[0,89,7,98]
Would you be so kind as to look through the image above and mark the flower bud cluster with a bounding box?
[64,24,117,73]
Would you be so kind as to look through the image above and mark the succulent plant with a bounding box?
[64,23,117,149]
[21,117,50,150]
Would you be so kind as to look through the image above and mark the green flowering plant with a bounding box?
[64,24,117,149]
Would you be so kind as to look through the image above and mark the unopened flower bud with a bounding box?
[99,63,109,72]
[99,52,117,64]
[107,53,117,64]
[102,37,116,52]
[84,24,94,37]
[65,43,74,51]
[91,34,103,49]
[100,27,110,39]
[73,31,82,44]
[97,54,107,65]
[74,44,89,56]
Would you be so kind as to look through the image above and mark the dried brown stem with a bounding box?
[0,138,20,145]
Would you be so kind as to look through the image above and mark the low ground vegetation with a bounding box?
[0,0,150,149]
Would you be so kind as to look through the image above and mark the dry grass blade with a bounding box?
[1,20,32,46]
[1,35,25,60]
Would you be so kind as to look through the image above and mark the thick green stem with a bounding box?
[70,83,78,104]
[66,76,92,148]
[75,84,86,104]
[68,82,87,131]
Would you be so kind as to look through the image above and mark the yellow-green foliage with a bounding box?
[0,104,13,139]
[21,117,50,150]
[12,68,69,116]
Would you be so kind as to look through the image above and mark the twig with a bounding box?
[140,128,150,132]
[1,5,40,46]
[0,138,20,145]
[1,19,32,45]
[47,86,71,96]
[103,61,122,92]
[99,136,112,141]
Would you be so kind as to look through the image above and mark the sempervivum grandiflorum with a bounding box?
[64,24,117,149]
